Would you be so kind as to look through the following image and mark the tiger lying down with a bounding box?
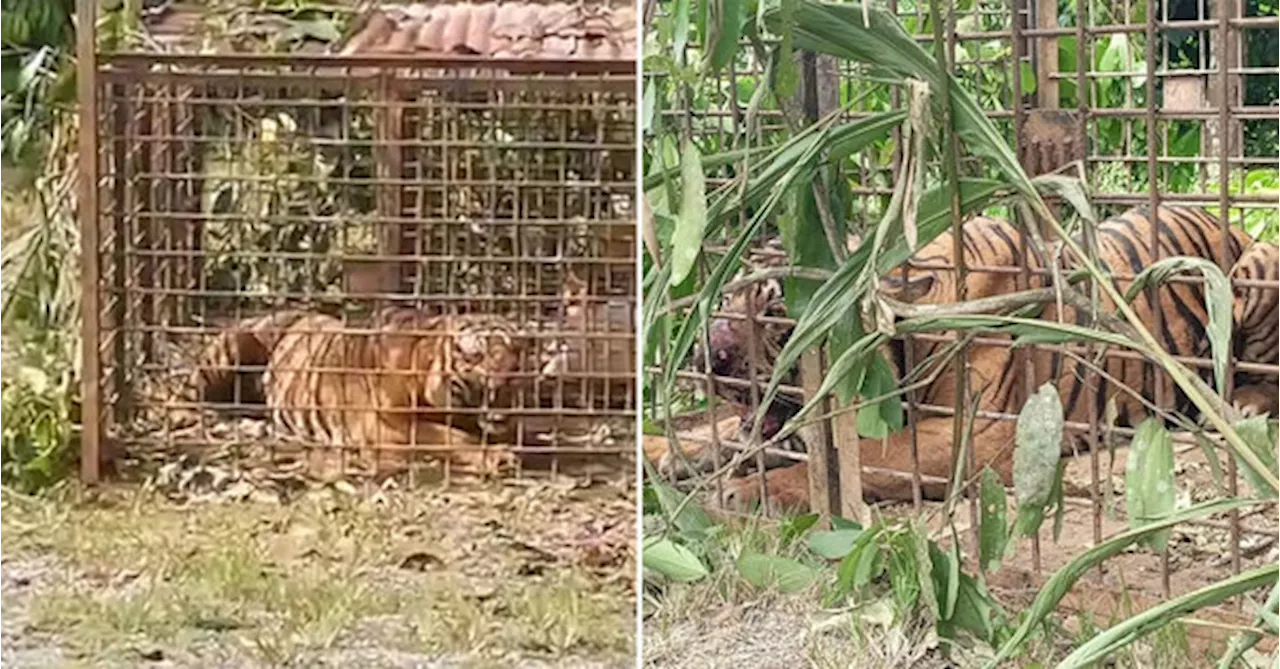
[187,308,528,478]
[652,205,1279,511]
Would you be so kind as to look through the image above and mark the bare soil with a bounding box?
[1,474,636,669]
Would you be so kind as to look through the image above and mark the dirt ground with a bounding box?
[644,412,1279,668]
[1,473,636,669]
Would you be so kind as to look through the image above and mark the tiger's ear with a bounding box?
[880,273,935,302]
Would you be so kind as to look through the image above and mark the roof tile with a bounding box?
[340,2,636,60]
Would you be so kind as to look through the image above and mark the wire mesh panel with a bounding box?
[86,53,636,482]
[643,0,1277,644]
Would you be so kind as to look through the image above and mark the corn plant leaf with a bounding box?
[1013,383,1063,537]
[1058,565,1278,669]
[757,178,1009,436]
[1232,416,1280,499]
[984,497,1261,669]
[764,1,1038,203]
[1031,173,1096,226]
[655,113,900,400]
[979,467,1009,571]
[1123,257,1233,395]
[737,551,818,593]
[669,140,708,287]
[643,537,709,582]
[1125,418,1176,552]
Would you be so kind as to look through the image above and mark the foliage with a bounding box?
[1,0,75,171]
[644,0,1279,664]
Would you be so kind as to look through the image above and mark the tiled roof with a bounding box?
[340,2,637,60]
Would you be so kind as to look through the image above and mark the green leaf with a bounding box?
[1019,60,1037,97]
[1232,416,1279,500]
[856,352,905,438]
[764,1,1038,204]
[979,467,1009,571]
[779,512,821,547]
[929,542,997,643]
[673,0,692,62]
[758,178,1010,437]
[1125,419,1176,552]
[809,529,863,559]
[1058,565,1278,669]
[1013,383,1064,537]
[737,551,818,593]
[669,140,708,287]
[705,0,744,72]
[643,537,710,582]
[650,475,714,536]
[984,498,1261,669]
[1123,257,1233,395]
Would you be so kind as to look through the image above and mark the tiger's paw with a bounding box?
[450,448,518,477]
[1232,384,1278,420]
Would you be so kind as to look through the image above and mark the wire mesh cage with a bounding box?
[81,5,638,485]
[643,0,1278,644]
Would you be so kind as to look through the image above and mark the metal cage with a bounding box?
[79,9,638,485]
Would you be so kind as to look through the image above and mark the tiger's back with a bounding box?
[193,307,527,476]
[720,205,1276,506]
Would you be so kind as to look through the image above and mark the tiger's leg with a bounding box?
[411,420,517,476]
[721,417,1018,511]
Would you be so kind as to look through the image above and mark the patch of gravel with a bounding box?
[644,602,819,669]
[1,554,73,669]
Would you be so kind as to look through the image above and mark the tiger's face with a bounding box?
[442,315,526,409]
[702,279,789,380]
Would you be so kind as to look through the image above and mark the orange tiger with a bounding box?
[192,308,526,476]
[720,205,1274,509]
[1230,240,1280,417]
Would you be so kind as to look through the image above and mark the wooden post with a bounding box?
[77,0,102,483]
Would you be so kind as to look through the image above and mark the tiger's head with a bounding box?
[443,314,527,409]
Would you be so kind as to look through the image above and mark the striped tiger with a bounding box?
[717,205,1275,509]
[191,308,527,476]
[1230,240,1280,417]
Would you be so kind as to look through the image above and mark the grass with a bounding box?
[2,482,634,667]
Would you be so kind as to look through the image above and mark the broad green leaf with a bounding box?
[650,475,714,536]
[1059,565,1278,669]
[669,141,708,287]
[673,0,692,61]
[1232,416,1279,499]
[979,467,1009,571]
[809,529,863,559]
[985,498,1261,669]
[705,0,744,72]
[643,537,709,582]
[737,551,818,593]
[831,516,864,531]
[856,352,905,438]
[1013,383,1063,537]
[929,542,997,643]
[1125,419,1176,552]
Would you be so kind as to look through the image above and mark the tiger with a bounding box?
[1229,240,1280,417]
[696,205,1277,510]
[191,308,527,477]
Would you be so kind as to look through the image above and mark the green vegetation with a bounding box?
[642,0,1279,665]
